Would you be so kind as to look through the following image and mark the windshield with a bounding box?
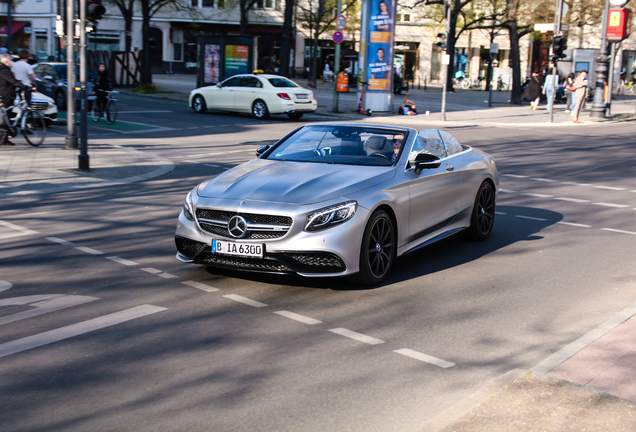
[268,77,300,88]
[265,125,407,166]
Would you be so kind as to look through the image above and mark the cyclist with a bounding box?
[92,63,113,117]
[0,53,34,145]
[12,50,36,105]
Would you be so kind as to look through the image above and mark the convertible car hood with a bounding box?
[197,159,395,205]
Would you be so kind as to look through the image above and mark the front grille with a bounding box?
[30,101,49,111]
[201,254,294,273]
[282,253,345,269]
[196,208,292,239]
[175,237,207,259]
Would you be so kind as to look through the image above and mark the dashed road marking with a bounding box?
[0,305,167,358]
[555,197,589,203]
[601,228,636,236]
[0,281,12,292]
[394,348,455,368]
[499,189,515,193]
[157,273,178,279]
[0,294,98,326]
[515,215,548,221]
[204,164,222,167]
[223,294,267,307]
[182,280,220,292]
[594,186,626,191]
[329,328,385,345]
[46,237,74,245]
[531,178,557,183]
[522,193,553,198]
[141,267,162,274]
[501,174,527,178]
[107,256,139,266]
[75,246,104,255]
[557,221,592,228]
[0,220,39,239]
[274,310,322,325]
[593,202,630,208]
[495,211,507,215]
[561,182,591,187]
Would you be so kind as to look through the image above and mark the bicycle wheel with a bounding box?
[105,99,117,125]
[22,110,46,147]
[91,103,101,122]
[461,78,471,89]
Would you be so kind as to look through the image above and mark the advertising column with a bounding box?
[361,0,396,112]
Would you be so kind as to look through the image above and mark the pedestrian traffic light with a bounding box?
[552,36,567,62]
[436,32,446,50]
[86,0,106,24]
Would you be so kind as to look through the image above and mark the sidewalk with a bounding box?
[3,74,636,431]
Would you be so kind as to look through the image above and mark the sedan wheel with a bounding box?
[352,210,395,286]
[192,95,207,113]
[467,181,495,241]
[252,100,270,119]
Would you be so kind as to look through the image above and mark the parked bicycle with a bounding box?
[91,90,118,124]
[497,76,509,91]
[453,70,471,89]
[0,90,46,146]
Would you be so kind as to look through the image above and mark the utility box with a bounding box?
[196,35,258,88]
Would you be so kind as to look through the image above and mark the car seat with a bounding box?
[340,135,363,155]
[363,136,392,156]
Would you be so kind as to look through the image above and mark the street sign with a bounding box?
[336,14,346,31]
[333,31,344,44]
[534,23,554,32]
[441,54,450,65]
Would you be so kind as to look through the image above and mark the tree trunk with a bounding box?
[240,0,249,35]
[279,0,295,77]
[507,21,523,104]
[445,0,460,92]
[308,34,318,88]
[141,0,152,84]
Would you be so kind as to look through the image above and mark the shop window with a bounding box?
[35,32,48,61]
[191,0,198,6]
[202,0,214,6]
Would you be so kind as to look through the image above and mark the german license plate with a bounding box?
[212,240,264,258]
[295,94,309,100]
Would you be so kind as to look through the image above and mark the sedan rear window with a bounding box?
[265,125,407,166]
[268,78,300,88]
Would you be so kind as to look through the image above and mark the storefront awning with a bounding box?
[0,21,28,37]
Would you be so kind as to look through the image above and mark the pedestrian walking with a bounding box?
[572,70,588,124]
[92,63,113,117]
[523,71,543,110]
[0,53,33,145]
[564,72,575,115]
[11,49,35,105]
[542,68,557,112]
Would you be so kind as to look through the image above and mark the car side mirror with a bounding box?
[256,145,270,157]
[413,152,441,174]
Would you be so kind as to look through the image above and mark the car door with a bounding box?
[213,76,242,110]
[233,76,263,113]
[406,129,462,243]
[34,65,56,99]
[438,130,475,215]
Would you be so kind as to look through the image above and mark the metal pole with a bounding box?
[332,0,342,113]
[590,0,610,118]
[78,0,89,170]
[64,0,78,149]
[606,42,616,114]
[7,0,11,53]
[548,0,563,123]
[440,0,450,121]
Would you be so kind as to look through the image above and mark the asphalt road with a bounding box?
[1,95,635,431]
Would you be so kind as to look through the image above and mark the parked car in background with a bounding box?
[33,62,95,109]
[189,74,317,120]
[10,91,58,126]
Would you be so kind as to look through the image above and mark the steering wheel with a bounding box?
[368,152,393,162]
[314,147,332,156]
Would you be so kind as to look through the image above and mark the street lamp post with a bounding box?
[590,0,611,118]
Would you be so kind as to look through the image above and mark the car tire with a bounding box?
[252,100,270,119]
[466,181,496,241]
[287,112,303,120]
[351,210,395,286]
[55,91,66,110]
[192,95,207,113]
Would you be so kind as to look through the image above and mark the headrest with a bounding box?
[366,136,386,150]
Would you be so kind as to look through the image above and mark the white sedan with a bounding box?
[189,74,317,120]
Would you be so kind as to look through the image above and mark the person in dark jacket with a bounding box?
[92,63,113,116]
[0,54,32,145]
[522,71,543,110]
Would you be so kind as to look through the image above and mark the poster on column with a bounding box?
[366,0,395,91]
[225,45,250,78]
[204,44,220,85]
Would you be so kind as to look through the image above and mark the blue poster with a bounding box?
[366,0,395,91]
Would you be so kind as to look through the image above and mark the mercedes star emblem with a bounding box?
[228,215,248,238]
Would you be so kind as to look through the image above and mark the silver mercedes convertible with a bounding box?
[175,123,498,286]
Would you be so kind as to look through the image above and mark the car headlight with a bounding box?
[183,190,195,221]
[305,201,357,232]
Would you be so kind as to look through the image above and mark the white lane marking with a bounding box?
[117,110,174,114]
[107,256,139,266]
[274,310,322,325]
[158,273,178,279]
[45,237,74,245]
[562,182,591,187]
[499,189,515,193]
[557,221,592,228]
[601,228,636,236]
[329,328,385,345]
[228,150,245,153]
[555,197,590,203]
[0,220,39,239]
[75,246,104,255]
[181,280,220,292]
[0,281,13,292]
[522,193,553,198]
[0,305,167,358]
[141,267,162,274]
[187,127,200,130]
[223,294,267,307]
[501,174,527,178]
[0,295,98,326]
[203,125,215,128]
[495,211,507,215]
[531,178,557,183]
[183,160,200,164]
[204,164,222,168]
[394,348,455,368]
[594,186,625,191]
[515,215,548,221]
[593,202,630,208]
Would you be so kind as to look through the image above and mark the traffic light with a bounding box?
[436,32,446,50]
[86,0,106,24]
[552,36,567,62]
